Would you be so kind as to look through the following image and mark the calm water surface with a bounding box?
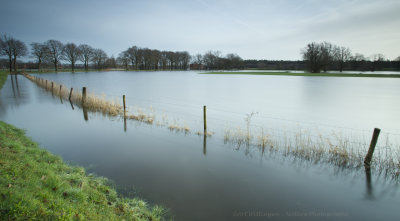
[1,72,399,220]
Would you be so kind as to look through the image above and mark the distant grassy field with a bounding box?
[0,121,167,220]
[203,71,400,78]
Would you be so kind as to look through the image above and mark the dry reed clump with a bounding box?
[82,93,122,116]
[224,127,252,147]
[168,124,190,134]
[24,74,123,117]
[223,117,400,179]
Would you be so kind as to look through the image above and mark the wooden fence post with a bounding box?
[203,105,207,135]
[82,87,87,105]
[69,88,73,101]
[123,95,126,115]
[364,128,381,168]
[51,82,54,91]
[59,85,62,95]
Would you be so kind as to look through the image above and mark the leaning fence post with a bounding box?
[82,87,87,105]
[203,105,207,135]
[364,128,381,168]
[59,85,62,95]
[69,88,73,101]
[123,95,126,116]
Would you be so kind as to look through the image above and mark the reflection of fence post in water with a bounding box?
[69,88,74,110]
[364,166,374,199]
[203,134,207,155]
[59,85,63,103]
[69,88,73,101]
[124,116,127,132]
[364,128,381,168]
[123,95,127,132]
[82,87,88,121]
[203,105,207,135]
[83,107,88,121]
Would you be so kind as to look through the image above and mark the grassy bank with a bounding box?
[0,70,9,89]
[0,121,167,220]
[203,71,400,78]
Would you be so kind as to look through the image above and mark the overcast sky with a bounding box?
[1,0,399,60]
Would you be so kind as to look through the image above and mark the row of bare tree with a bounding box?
[1,33,246,72]
[191,51,244,70]
[2,34,397,73]
[30,40,108,71]
[117,46,191,70]
[301,41,400,73]
[0,34,111,72]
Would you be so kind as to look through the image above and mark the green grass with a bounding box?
[0,70,9,89]
[23,69,110,74]
[203,71,400,78]
[0,121,168,220]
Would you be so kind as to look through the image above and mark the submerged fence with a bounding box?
[22,73,400,180]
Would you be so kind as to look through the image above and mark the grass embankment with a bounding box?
[204,71,400,78]
[0,70,9,89]
[0,121,167,220]
[23,69,113,74]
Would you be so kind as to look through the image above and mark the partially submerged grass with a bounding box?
[0,70,9,89]
[224,124,400,180]
[0,121,168,220]
[23,73,207,136]
[24,74,123,117]
[203,71,400,78]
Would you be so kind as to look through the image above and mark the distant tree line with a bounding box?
[1,33,399,72]
[117,46,191,70]
[300,41,400,73]
[191,51,244,70]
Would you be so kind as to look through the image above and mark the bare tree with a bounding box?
[91,48,108,70]
[78,44,93,71]
[0,35,27,72]
[126,46,139,70]
[30,42,49,71]
[350,53,366,71]
[334,46,351,72]
[11,40,27,71]
[46,40,64,71]
[180,51,191,70]
[226,53,244,69]
[63,43,81,72]
[301,42,337,73]
[117,51,129,70]
[370,53,385,71]
[0,34,14,72]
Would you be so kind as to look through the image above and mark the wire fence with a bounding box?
[24,73,400,180]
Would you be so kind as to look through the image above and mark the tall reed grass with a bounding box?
[224,125,400,180]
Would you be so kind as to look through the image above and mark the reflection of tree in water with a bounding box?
[0,75,29,117]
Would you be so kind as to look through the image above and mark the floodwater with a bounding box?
[1,71,399,221]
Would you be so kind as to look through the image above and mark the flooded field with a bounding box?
[1,71,399,220]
